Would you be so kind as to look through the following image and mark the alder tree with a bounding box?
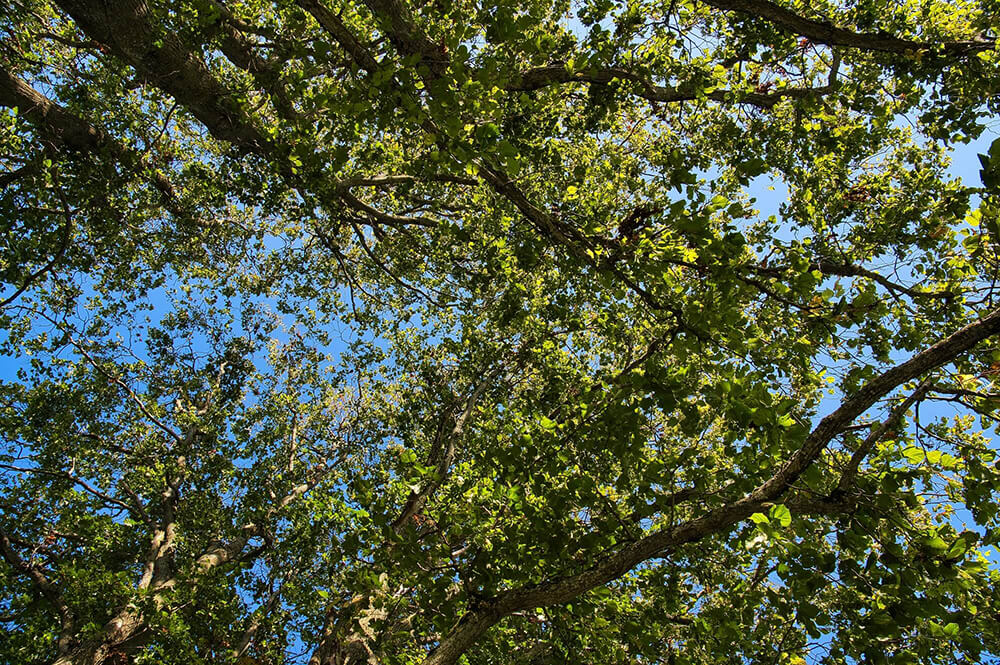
[3,0,1000,663]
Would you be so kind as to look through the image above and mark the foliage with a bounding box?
[2,1,1000,663]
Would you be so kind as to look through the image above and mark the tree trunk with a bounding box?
[51,611,145,665]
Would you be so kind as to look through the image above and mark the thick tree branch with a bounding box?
[339,189,438,228]
[0,66,102,151]
[507,65,838,108]
[213,23,300,124]
[702,0,993,54]
[119,481,153,528]
[296,0,380,72]
[741,258,958,301]
[195,459,341,576]
[139,456,185,592]
[193,530,256,576]
[475,163,590,262]
[53,0,270,152]
[47,447,316,665]
[834,379,933,495]
[361,0,448,76]
[49,608,146,665]
[53,0,463,279]
[421,305,1000,665]
[0,64,178,204]
[742,308,1000,505]
[814,260,957,300]
[231,586,283,660]
[0,523,75,655]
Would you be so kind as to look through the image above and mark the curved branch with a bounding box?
[507,65,838,108]
[814,260,957,300]
[339,189,438,228]
[743,258,958,300]
[392,368,501,530]
[0,65,178,204]
[421,305,1000,665]
[296,0,380,72]
[834,379,933,495]
[0,202,72,308]
[53,0,270,152]
[0,523,75,654]
[702,0,993,54]
[361,0,448,77]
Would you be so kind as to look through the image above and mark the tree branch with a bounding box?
[0,463,147,523]
[53,0,270,152]
[507,65,838,109]
[702,0,993,54]
[0,198,72,308]
[361,0,448,77]
[392,368,501,530]
[295,0,380,72]
[139,455,186,592]
[339,189,438,228]
[342,174,478,188]
[0,64,179,204]
[814,260,957,301]
[834,379,933,495]
[421,305,1000,665]
[0,523,75,654]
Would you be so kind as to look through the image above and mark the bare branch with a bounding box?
[68,339,183,446]
[339,189,438,228]
[341,174,478,188]
[814,260,957,301]
[0,463,146,522]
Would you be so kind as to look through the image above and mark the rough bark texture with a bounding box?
[0,65,178,205]
[54,0,270,152]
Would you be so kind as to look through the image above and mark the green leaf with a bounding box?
[921,536,949,554]
[769,504,791,527]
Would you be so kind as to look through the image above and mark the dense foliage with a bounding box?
[3,1,1000,663]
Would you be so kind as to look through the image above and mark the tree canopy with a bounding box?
[3,0,1000,663]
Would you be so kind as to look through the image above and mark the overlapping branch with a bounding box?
[420,305,1000,665]
[392,368,501,531]
[833,379,933,495]
[702,0,994,54]
[0,65,178,204]
[54,0,270,152]
[0,523,76,655]
[507,64,840,109]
